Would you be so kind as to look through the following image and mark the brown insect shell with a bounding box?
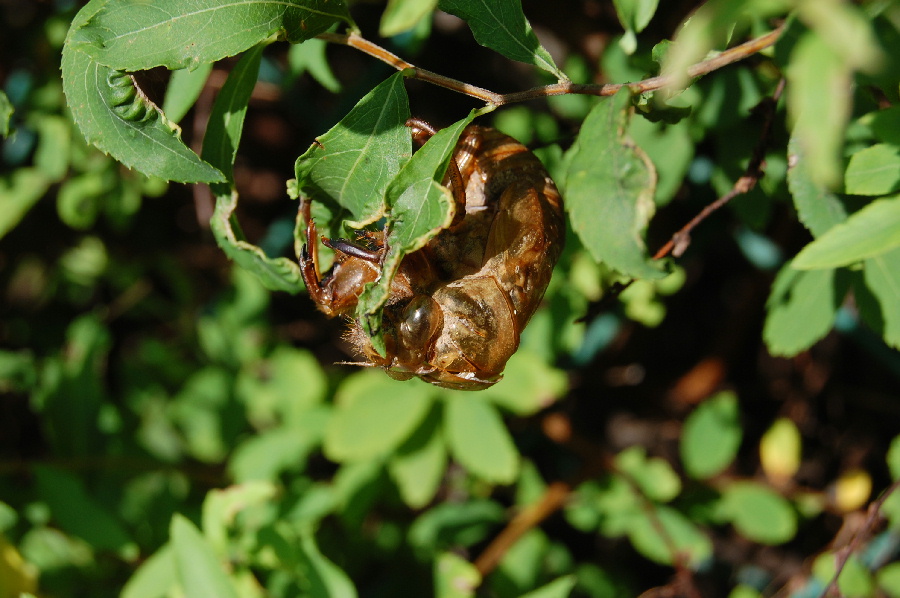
[339,125,565,390]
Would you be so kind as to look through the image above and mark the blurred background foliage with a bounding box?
[2,0,900,597]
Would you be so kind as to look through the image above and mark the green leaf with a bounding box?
[792,196,900,269]
[324,371,435,462]
[202,45,264,184]
[228,410,328,482]
[435,552,480,598]
[296,527,359,598]
[787,134,847,238]
[170,514,239,598]
[409,499,505,554]
[294,72,411,226]
[34,466,132,553]
[786,30,852,189]
[759,418,802,482]
[209,190,306,293]
[680,391,742,479]
[478,350,566,416]
[57,171,106,230]
[388,404,447,508]
[615,446,681,503]
[0,169,51,240]
[62,27,224,181]
[202,482,279,553]
[163,62,214,124]
[203,49,304,293]
[763,265,848,356]
[612,0,659,53]
[626,504,712,567]
[630,115,692,206]
[565,91,665,280]
[845,144,900,196]
[444,395,519,484]
[0,90,12,137]
[381,0,438,37]
[888,434,900,480]
[519,576,577,598]
[437,0,566,80]
[33,115,72,182]
[864,246,900,348]
[288,37,341,93]
[68,0,352,71]
[720,481,797,545]
[356,110,476,352]
[121,544,176,598]
[878,563,900,598]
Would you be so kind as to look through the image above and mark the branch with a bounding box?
[824,477,900,597]
[318,25,784,107]
[578,77,785,323]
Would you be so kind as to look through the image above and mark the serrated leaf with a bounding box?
[170,514,239,598]
[324,371,435,462]
[720,481,797,545]
[845,143,900,196]
[680,391,742,479]
[787,134,847,238]
[565,90,665,280]
[444,395,519,484]
[356,110,476,353]
[62,2,224,183]
[792,196,900,269]
[435,552,480,598]
[763,264,848,356]
[388,404,447,508]
[626,504,712,567]
[200,44,305,292]
[381,0,438,37]
[786,30,852,189]
[69,0,352,71]
[294,72,411,226]
[163,62,213,123]
[864,246,900,348]
[210,190,306,293]
[438,0,566,80]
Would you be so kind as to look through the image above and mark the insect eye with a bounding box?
[399,295,443,352]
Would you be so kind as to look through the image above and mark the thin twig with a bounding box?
[653,77,785,261]
[824,477,900,597]
[579,77,785,323]
[472,481,572,576]
[318,25,784,107]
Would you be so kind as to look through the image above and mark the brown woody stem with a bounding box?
[318,25,784,107]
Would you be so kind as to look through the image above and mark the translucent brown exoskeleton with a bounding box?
[299,118,565,390]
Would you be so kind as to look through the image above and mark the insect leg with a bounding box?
[298,199,329,303]
[406,117,437,147]
[322,237,381,262]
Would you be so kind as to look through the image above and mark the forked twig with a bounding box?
[579,77,785,323]
[318,25,784,107]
